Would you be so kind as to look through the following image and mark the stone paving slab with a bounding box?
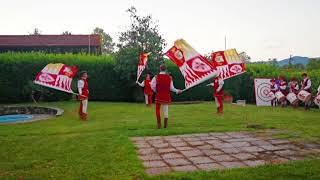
[131,131,320,175]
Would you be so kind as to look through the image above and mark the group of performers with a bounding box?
[136,64,224,129]
[75,69,319,126]
[270,73,320,110]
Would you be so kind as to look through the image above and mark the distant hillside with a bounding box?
[278,56,309,66]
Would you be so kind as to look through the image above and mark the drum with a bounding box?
[268,91,276,100]
[314,94,320,106]
[286,93,299,105]
[275,91,286,102]
[297,90,311,102]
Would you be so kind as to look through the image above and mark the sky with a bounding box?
[1,0,319,61]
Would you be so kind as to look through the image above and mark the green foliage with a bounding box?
[1,52,320,103]
[307,58,320,70]
[0,52,115,103]
[93,27,115,54]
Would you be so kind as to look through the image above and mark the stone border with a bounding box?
[0,106,64,125]
[131,132,320,176]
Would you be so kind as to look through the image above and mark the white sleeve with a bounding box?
[151,77,157,92]
[137,81,145,87]
[304,79,311,90]
[216,80,224,92]
[78,80,84,95]
[170,80,179,94]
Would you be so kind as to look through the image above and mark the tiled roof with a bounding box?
[0,35,101,47]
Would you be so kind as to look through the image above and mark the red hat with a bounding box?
[291,77,297,81]
[279,76,286,80]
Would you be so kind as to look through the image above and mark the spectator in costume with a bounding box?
[289,77,299,108]
[279,76,288,107]
[270,78,279,107]
[300,73,312,110]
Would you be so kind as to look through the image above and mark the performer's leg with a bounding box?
[156,103,161,129]
[148,95,152,107]
[82,99,88,120]
[163,105,169,128]
[215,97,220,113]
[79,100,83,119]
[145,94,148,106]
[218,97,224,114]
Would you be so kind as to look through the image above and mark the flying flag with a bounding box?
[34,63,78,94]
[136,52,151,81]
[165,39,218,90]
[212,49,246,80]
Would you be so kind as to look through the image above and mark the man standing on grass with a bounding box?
[151,64,182,129]
[207,76,224,114]
[78,71,89,121]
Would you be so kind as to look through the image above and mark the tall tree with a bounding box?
[239,52,251,63]
[115,6,166,101]
[93,27,114,54]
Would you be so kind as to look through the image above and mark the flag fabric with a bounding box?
[136,52,150,81]
[211,49,246,80]
[165,39,218,90]
[34,63,78,94]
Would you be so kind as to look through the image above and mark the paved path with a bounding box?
[130,132,320,175]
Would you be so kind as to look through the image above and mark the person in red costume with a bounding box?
[279,76,288,107]
[78,71,89,121]
[301,73,312,110]
[151,65,182,129]
[270,78,279,107]
[207,76,224,114]
[136,73,153,107]
[289,77,299,95]
[289,77,299,108]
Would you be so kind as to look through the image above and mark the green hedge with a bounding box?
[0,52,319,103]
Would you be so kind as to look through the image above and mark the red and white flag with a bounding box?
[34,63,78,94]
[165,39,218,90]
[136,52,151,81]
[212,49,246,80]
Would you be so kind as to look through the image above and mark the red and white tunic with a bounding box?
[138,79,153,95]
[290,82,299,95]
[78,79,89,115]
[213,78,224,97]
[302,78,312,93]
[78,79,89,99]
[279,81,288,96]
[151,72,179,104]
[270,84,279,93]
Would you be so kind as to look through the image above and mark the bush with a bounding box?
[1,52,320,103]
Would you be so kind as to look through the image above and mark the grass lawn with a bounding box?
[0,101,319,179]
